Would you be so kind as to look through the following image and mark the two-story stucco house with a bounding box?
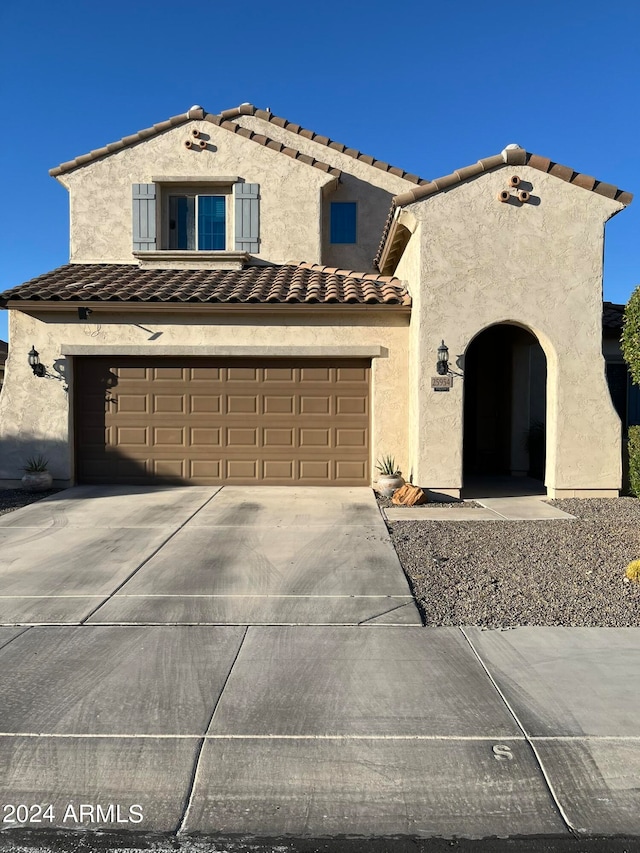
[0,103,633,497]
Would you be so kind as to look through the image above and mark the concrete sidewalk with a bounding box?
[0,487,638,843]
[384,495,576,521]
[0,625,638,839]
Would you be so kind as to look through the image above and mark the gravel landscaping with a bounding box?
[0,487,63,516]
[385,497,640,628]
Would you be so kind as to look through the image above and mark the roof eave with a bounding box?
[3,299,411,315]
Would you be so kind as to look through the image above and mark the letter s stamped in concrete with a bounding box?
[492,744,514,761]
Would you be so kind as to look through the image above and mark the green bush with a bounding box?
[628,426,640,498]
[622,286,640,386]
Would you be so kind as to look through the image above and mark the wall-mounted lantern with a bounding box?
[28,345,46,378]
[436,340,449,375]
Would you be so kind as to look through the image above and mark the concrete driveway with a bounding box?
[0,485,421,626]
[0,487,638,842]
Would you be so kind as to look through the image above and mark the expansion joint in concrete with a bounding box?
[77,489,223,625]
[459,627,580,838]
[176,625,249,835]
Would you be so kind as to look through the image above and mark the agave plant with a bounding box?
[375,455,400,477]
[23,454,49,473]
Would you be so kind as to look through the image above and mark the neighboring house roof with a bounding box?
[0,263,411,307]
[48,103,426,184]
[0,339,7,361]
[375,146,634,271]
[603,301,625,335]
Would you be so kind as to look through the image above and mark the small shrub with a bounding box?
[622,286,640,386]
[625,560,640,583]
[628,426,640,498]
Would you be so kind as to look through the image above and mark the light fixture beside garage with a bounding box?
[436,340,449,375]
[78,307,93,320]
[28,345,46,377]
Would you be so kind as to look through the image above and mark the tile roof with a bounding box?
[48,103,427,184]
[374,146,634,271]
[218,103,429,185]
[49,106,340,179]
[0,263,411,308]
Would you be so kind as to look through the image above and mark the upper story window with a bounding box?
[168,193,226,250]
[132,182,260,254]
[330,201,357,244]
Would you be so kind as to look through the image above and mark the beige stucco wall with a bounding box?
[234,114,419,271]
[0,308,410,486]
[59,121,337,266]
[395,163,625,497]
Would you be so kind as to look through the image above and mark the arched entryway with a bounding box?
[463,323,547,492]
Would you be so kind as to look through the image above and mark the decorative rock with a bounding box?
[392,484,428,506]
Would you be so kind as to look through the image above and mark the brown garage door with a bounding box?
[75,357,370,485]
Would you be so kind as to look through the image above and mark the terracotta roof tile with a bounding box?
[374,146,633,271]
[218,103,428,185]
[49,109,341,180]
[0,263,411,308]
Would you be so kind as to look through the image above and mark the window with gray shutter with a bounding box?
[132,184,156,251]
[234,183,260,252]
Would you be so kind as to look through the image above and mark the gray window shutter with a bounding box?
[132,184,156,251]
[234,183,260,252]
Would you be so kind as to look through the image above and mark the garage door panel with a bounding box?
[301,367,331,382]
[227,428,259,448]
[116,366,147,380]
[227,367,259,381]
[336,396,367,415]
[336,428,368,448]
[153,366,185,381]
[117,427,149,446]
[189,367,221,381]
[263,460,295,480]
[300,428,331,448]
[75,358,370,486]
[264,367,295,382]
[118,394,148,413]
[227,460,258,480]
[152,459,186,479]
[153,395,185,414]
[264,395,295,414]
[190,428,222,447]
[336,460,368,481]
[190,459,222,479]
[337,366,369,382]
[263,428,295,448]
[299,460,332,481]
[190,395,221,414]
[300,396,331,415]
[153,428,185,446]
[227,395,258,414]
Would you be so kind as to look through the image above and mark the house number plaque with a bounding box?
[431,375,453,391]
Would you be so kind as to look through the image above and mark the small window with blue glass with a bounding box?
[330,202,357,244]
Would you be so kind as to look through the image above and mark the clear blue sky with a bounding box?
[1,0,639,345]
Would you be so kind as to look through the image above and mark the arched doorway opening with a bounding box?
[463,324,547,491]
